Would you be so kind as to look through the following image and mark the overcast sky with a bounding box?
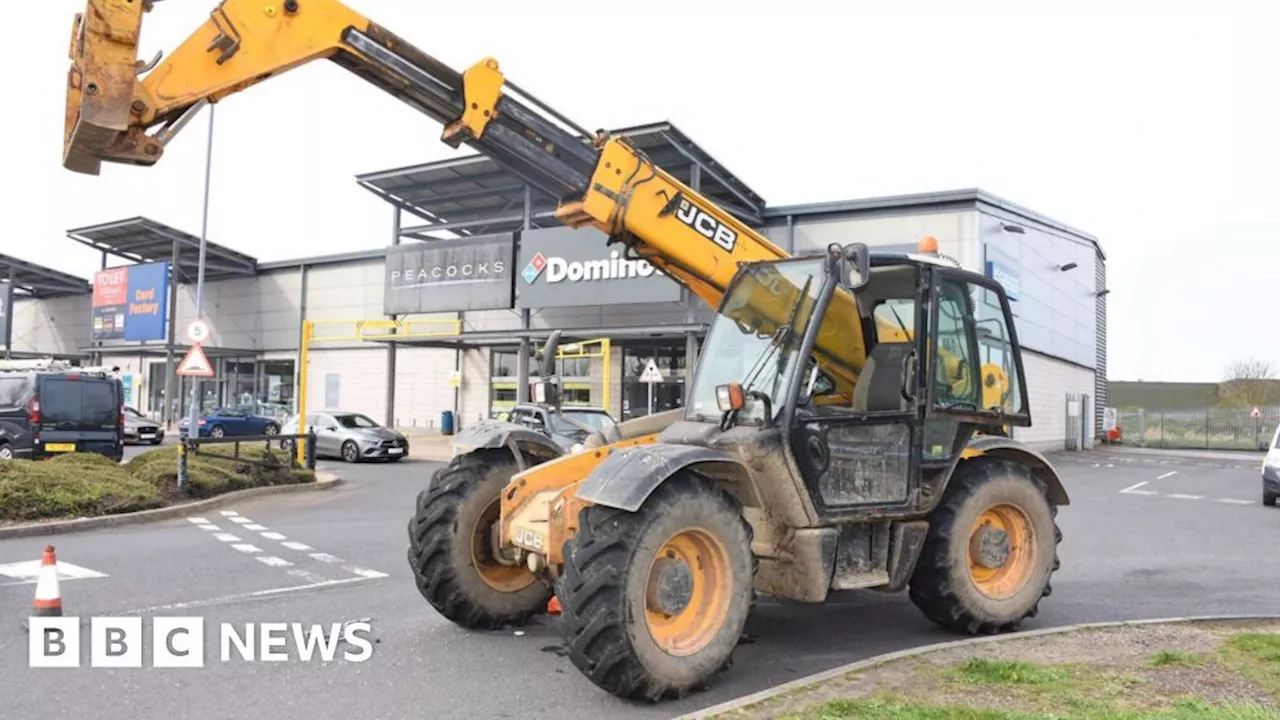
[12,1,1276,383]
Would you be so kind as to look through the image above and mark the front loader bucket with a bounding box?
[63,1,147,175]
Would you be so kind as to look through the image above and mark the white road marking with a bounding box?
[128,576,374,613]
[287,568,326,584]
[347,567,389,579]
[1156,471,1179,480]
[197,524,220,531]
[260,532,287,541]
[1216,498,1253,505]
[220,510,239,517]
[244,524,267,531]
[1120,481,1157,495]
[229,517,252,524]
[0,560,108,585]
[282,541,313,551]
[231,544,262,553]
[310,552,343,564]
[256,556,293,568]
[1168,494,1204,500]
[1106,463,1115,468]
[187,517,210,524]
[213,533,241,542]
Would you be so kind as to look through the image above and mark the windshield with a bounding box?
[550,411,614,435]
[336,413,380,429]
[687,258,827,424]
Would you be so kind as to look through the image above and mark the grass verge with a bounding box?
[0,445,315,524]
[719,620,1280,720]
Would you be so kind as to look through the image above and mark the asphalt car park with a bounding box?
[2,447,1276,720]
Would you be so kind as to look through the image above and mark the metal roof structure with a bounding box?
[0,253,91,298]
[355,121,767,239]
[66,217,259,281]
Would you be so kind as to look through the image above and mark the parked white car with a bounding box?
[281,410,409,463]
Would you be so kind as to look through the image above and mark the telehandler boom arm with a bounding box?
[65,0,872,392]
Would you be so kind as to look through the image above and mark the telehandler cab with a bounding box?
[60,0,1068,702]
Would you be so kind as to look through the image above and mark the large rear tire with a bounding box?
[556,475,754,701]
[908,458,1061,635]
[406,449,552,629]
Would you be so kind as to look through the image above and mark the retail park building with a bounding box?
[0,123,1108,451]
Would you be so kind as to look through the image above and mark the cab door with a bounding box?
[921,269,1030,462]
[789,261,930,520]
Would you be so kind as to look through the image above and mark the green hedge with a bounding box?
[0,446,315,523]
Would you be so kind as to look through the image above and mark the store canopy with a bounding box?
[66,217,259,282]
[0,253,92,298]
[358,322,708,350]
[355,121,767,239]
[83,343,262,358]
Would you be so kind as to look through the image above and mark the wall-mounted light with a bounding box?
[1057,262,1078,272]
[1001,223,1026,234]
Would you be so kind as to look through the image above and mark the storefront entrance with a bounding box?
[620,341,692,421]
[145,356,295,422]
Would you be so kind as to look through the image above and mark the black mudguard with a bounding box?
[450,419,563,468]
[963,434,1070,506]
[575,443,749,512]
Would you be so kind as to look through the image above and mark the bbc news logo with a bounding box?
[29,617,373,667]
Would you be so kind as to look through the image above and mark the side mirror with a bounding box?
[840,243,871,290]
[532,380,561,407]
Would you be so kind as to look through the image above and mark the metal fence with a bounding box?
[1111,405,1280,451]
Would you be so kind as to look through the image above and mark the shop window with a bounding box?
[491,351,517,378]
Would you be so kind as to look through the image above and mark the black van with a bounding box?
[0,365,125,462]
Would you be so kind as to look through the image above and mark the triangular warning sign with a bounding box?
[177,343,214,377]
[639,358,664,383]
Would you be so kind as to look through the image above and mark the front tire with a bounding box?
[1264,487,1277,507]
[908,458,1061,635]
[406,449,552,629]
[556,475,754,701]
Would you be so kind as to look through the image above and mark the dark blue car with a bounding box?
[179,406,281,439]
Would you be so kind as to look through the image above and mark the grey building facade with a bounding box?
[5,124,1106,452]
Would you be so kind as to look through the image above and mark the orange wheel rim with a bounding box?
[470,498,535,593]
[967,503,1036,600]
[644,527,732,657]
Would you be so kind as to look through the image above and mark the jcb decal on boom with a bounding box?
[675,199,738,252]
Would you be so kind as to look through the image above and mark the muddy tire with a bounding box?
[406,449,552,629]
[556,474,755,701]
[908,458,1061,635]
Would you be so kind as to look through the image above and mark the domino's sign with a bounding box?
[516,226,681,308]
[986,260,1021,301]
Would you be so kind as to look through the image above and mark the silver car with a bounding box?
[281,410,409,463]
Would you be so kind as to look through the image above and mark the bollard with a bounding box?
[305,431,316,470]
[177,439,189,494]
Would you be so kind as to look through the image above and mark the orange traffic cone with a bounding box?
[547,596,561,615]
[32,545,62,617]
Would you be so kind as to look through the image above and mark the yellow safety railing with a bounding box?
[557,338,611,416]
[295,317,461,464]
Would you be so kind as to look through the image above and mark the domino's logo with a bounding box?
[522,252,547,284]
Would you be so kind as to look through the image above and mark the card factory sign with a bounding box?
[383,234,515,314]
